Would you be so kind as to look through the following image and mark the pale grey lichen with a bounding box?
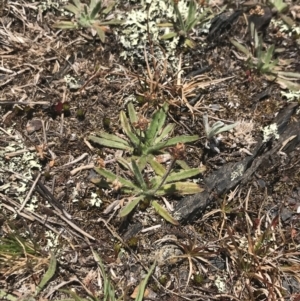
[45,230,59,251]
[64,74,82,90]
[281,89,300,102]
[38,0,69,13]
[0,127,42,212]
[116,0,202,64]
[90,192,102,207]
[215,275,227,293]
[262,123,279,142]
[231,164,244,181]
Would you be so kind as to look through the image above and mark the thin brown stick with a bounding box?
[70,163,94,175]
[18,172,41,212]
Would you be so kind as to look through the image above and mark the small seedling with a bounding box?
[94,150,205,224]
[76,108,85,120]
[53,0,122,42]
[268,0,288,13]
[89,102,199,159]
[230,25,300,90]
[160,0,210,48]
[203,113,238,153]
[167,234,216,288]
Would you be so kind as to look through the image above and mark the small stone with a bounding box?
[26,119,42,134]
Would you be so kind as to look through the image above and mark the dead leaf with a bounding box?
[130,285,150,299]
[290,5,300,20]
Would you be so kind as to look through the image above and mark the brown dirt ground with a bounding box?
[1,1,300,300]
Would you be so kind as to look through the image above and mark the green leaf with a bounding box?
[264,45,275,65]
[174,2,185,32]
[90,0,102,19]
[127,102,138,124]
[230,38,250,56]
[166,166,206,183]
[148,135,199,153]
[98,132,129,144]
[94,25,106,43]
[158,182,204,195]
[137,155,148,171]
[53,21,77,29]
[59,290,86,301]
[116,156,132,170]
[185,0,198,32]
[0,290,17,301]
[120,111,140,146]
[213,123,238,136]
[134,261,156,301]
[119,196,144,217]
[277,71,300,79]
[131,159,147,190]
[92,250,115,301]
[64,4,80,15]
[99,19,124,25]
[83,4,89,17]
[160,32,178,40]
[72,0,81,9]
[176,160,190,170]
[157,22,174,27]
[148,157,166,177]
[271,0,288,13]
[184,38,196,48]
[94,167,139,190]
[102,1,116,15]
[88,135,131,151]
[145,103,168,143]
[152,201,179,225]
[275,78,300,91]
[35,253,57,295]
[154,123,175,144]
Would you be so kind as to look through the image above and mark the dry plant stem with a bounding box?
[208,114,237,123]
[60,112,64,136]
[0,127,15,137]
[18,172,41,212]
[51,175,56,194]
[57,209,95,241]
[70,157,117,175]
[35,179,72,219]
[45,277,80,299]
[1,168,93,239]
[1,194,69,239]
[141,224,162,233]
[144,45,154,92]
[42,119,47,145]
[0,167,32,181]
[4,142,56,158]
[84,137,94,150]
[62,152,88,167]
[0,101,50,105]
[70,163,94,175]
[4,182,95,241]
[1,203,35,222]
[177,54,184,85]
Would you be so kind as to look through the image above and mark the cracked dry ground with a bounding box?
[1,1,300,301]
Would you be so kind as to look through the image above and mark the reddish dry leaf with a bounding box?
[291,227,297,239]
[130,285,150,299]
